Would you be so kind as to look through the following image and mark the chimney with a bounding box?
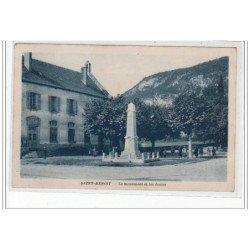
[81,66,87,85]
[81,61,91,85]
[85,61,91,74]
[24,52,32,70]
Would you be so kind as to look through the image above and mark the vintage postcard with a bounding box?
[11,42,240,192]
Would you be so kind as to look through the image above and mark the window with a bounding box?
[67,99,77,116]
[48,96,60,113]
[49,120,57,126]
[49,120,58,143]
[84,131,90,144]
[68,122,75,128]
[68,129,75,143]
[26,92,41,110]
[68,122,75,143]
[50,128,58,143]
[32,134,37,140]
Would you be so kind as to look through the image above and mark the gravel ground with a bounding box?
[20,155,227,182]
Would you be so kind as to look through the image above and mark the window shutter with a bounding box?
[73,101,75,115]
[26,92,30,110]
[37,94,41,110]
[73,100,78,115]
[57,97,60,113]
[67,99,70,115]
[48,96,52,112]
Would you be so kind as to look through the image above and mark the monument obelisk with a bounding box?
[120,103,141,159]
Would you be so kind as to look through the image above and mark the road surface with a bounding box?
[21,156,227,182]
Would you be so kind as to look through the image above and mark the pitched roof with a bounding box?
[22,58,110,99]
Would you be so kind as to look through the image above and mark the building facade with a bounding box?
[21,53,110,154]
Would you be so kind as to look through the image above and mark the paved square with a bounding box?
[21,155,227,182]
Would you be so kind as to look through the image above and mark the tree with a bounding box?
[196,75,228,147]
[170,75,229,149]
[106,96,127,147]
[167,106,181,141]
[83,98,108,149]
[83,96,127,150]
[171,92,208,136]
[84,97,172,152]
[170,92,209,158]
[135,100,170,150]
[213,75,228,147]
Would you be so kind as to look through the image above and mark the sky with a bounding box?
[32,45,234,96]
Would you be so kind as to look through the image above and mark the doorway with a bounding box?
[28,126,39,147]
[26,116,40,148]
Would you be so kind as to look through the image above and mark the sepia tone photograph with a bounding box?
[11,42,237,191]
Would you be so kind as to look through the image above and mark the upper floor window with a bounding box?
[67,99,78,116]
[26,92,41,110]
[48,96,60,113]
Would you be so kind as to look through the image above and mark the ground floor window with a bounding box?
[28,132,37,141]
[49,120,58,143]
[84,131,90,144]
[68,129,75,143]
[50,128,58,143]
[68,122,75,143]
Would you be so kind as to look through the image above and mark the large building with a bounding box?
[21,53,110,155]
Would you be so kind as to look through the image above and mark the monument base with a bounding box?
[102,158,160,164]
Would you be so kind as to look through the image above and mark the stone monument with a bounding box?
[102,102,159,164]
[120,102,141,160]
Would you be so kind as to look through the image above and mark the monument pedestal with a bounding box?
[120,136,141,159]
